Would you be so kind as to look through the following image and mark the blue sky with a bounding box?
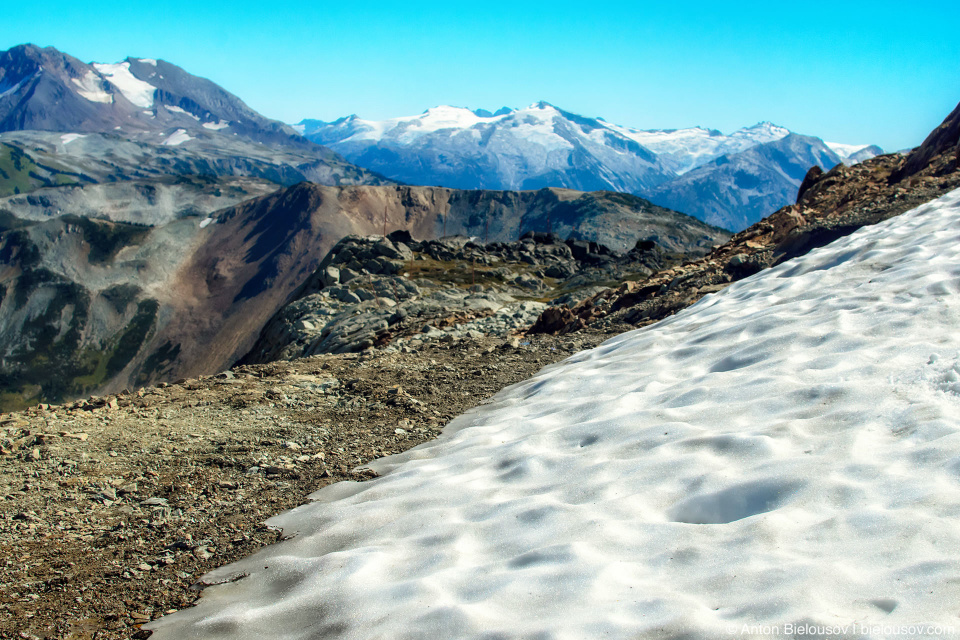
[3,0,959,151]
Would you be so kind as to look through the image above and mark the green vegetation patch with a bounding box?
[0,143,89,197]
[0,264,162,408]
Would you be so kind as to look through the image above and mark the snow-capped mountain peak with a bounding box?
[296,103,883,230]
[731,121,791,142]
[298,102,675,193]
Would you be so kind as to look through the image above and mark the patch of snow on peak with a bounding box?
[164,105,200,121]
[290,123,306,135]
[148,187,960,638]
[202,120,230,130]
[0,70,39,99]
[71,71,113,104]
[162,129,192,146]
[730,121,790,144]
[60,133,86,145]
[140,58,157,66]
[93,62,156,108]
[825,142,882,166]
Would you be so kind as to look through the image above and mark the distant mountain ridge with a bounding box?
[298,104,883,231]
[0,44,302,147]
[0,44,388,194]
[645,133,845,231]
[299,103,677,194]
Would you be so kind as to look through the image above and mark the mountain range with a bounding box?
[298,104,882,230]
[0,42,899,409]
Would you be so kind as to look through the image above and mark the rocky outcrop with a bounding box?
[890,99,960,182]
[243,229,690,364]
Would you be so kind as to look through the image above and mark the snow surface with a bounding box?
[70,71,113,104]
[199,217,214,228]
[93,62,156,108]
[164,105,200,121]
[140,58,158,66]
[0,71,38,100]
[202,120,231,130]
[162,129,192,146]
[825,142,871,158]
[149,188,960,639]
[59,133,86,145]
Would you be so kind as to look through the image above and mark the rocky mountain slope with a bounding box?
[0,184,725,410]
[645,133,844,230]
[299,104,882,230]
[242,229,688,364]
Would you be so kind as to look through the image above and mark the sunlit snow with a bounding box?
[162,129,192,146]
[59,133,86,145]
[164,104,200,120]
[93,62,156,108]
[202,120,231,130]
[71,71,113,104]
[150,189,960,638]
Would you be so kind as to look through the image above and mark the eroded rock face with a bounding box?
[242,230,691,364]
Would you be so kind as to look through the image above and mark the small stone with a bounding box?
[193,546,214,560]
[283,441,302,451]
[62,432,89,441]
[141,497,169,507]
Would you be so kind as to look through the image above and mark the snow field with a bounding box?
[150,188,960,639]
[162,129,193,146]
[71,71,113,104]
[93,62,156,108]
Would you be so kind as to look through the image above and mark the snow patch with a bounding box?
[162,129,192,146]
[148,186,960,637]
[0,70,38,99]
[202,120,230,130]
[93,62,156,108]
[140,58,157,66]
[164,105,200,121]
[59,134,86,145]
[71,71,113,104]
[199,217,214,228]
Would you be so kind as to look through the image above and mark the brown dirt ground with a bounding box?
[0,327,626,639]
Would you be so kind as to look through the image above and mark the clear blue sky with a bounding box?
[3,0,959,152]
